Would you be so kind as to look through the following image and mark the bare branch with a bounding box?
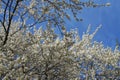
[3,0,20,45]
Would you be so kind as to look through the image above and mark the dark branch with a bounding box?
[3,0,20,45]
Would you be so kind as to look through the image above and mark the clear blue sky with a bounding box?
[66,0,120,49]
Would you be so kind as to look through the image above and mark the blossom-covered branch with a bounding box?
[0,25,119,79]
[0,0,110,45]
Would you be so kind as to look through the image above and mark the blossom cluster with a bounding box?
[0,25,120,80]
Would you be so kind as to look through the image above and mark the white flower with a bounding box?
[29,9,35,15]
[106,3,111,6]
[55,38,60,44]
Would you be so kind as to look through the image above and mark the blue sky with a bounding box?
[66,0,120,49]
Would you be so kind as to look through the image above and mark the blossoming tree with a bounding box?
[0,0,119,80]
[0,0,110,45]
[0,24,120,79]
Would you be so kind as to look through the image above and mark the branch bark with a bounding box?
[2,0,20,45]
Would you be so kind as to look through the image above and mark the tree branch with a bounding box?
[3,0,20,45]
